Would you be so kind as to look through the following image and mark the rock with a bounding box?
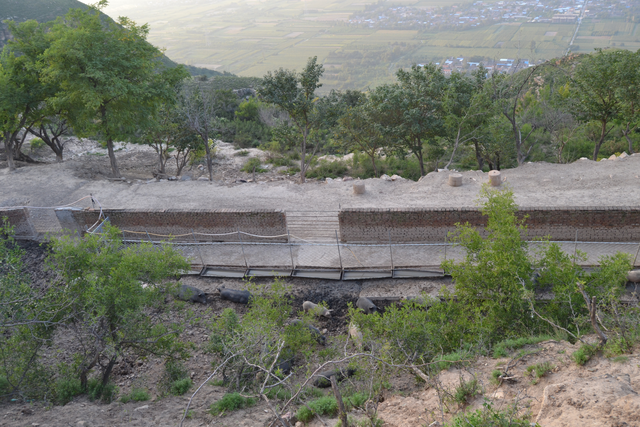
[390,174,403,181]
[609,154,617,160]
[197,176,208,181]
[627,270,640,282]
[619,152,628,158]
[134,405,149,411]
[325,178,333,183]
[334,178,343,182]
[180,175,192,181]
[168,176,178,181]
[295,422,303,427]
[579,157,589,160]
[380,174,392,181]
[343,176,354,181]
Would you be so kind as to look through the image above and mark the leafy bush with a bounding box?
[120,388,150,403]
[450,377,480,406]
[344,392,368,410]
[490,370,502,386]
[87,379,118,403]
[572,344,597,366]
[492,335,553,358]
[30,137,45,151]
[209,392,257,416]
[160,359,191,396]
[446,401,535,427]
[296,396,338,423]
[54,378,83,405]
[525,362,554,383]
[264,386,292,401]
[306,160,349,179]
[170,378,193,396]
[241,157,267,173]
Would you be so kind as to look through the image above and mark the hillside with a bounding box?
[0,0,225,78]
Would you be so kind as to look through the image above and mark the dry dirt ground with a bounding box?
[1,140,640,426]
[1,137,640,212]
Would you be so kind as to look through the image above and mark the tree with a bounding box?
[337,96,386,177]
[487,62,544,166]
[615,50,640,154]
[442,69,492,170]
[47,225,190,390]
[371,64,447,177]
[260,56,325,183]
[178,81,235,181]
[569,49,626,160]
[141,102,200,177]
[42,1,187,177]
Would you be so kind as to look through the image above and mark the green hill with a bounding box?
[0,0,225,78]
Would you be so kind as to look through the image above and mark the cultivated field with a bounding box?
[87,0,640,91]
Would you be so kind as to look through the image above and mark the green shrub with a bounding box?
[209,392,257,416]
[525,362,554,384]
[572,344,597,366]
[344,392,368,410]
[492,335,553,358]
[54,378,83,405]
[264,386,292,401]
[490,369,502,386]
[87,379,118,403]
[306,160,349,179]
[235,150,249,156]
[435,350,473,371]
[446,401,534,426]
[296,396,338,423]
[612,355,629,363]
[30,137,45,151]
[241,157,267,173]
[450,377,480,406]
[170,378,192,396]
[0,376,9,397]
[267,156,293,167]
[120,388,150,403]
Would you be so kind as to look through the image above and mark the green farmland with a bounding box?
[88,0,640,91]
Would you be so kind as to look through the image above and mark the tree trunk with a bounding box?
[370,154,378,178]
[102,356,118,387]
[300,128,308,183]
[203,131,213,182]
[416,148,425,177]
[158,148,166,175]
[473,140,484,171]
[593,120,608,161]
[106,139,121,178]
[623,123,634,154]
[4,134,15,171]
[330,375,349,427]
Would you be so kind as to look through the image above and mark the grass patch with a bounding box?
[296,396,338,423]
[264,386,292,401]
[525,362,554,384]
[241,157,267,173]
[344,392,368,409]
[306,160,349,179]
[572,343,597,366]
[210,392,257,416]
[235,150,250,156]
[446,401,532,426]
[492,335,553,358]
[612,355,629,363]
[490,369,502,386]
[120,388,150,403]
[434,350,472,371]
[170,378,192,396]
[53,378,83,405]
[86,379,118,403]
[449,377,480,406]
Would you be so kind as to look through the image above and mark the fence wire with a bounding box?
[121,233,640,272]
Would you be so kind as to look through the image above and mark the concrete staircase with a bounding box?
[285,211,340,242]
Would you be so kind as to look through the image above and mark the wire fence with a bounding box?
[120,229,640,279]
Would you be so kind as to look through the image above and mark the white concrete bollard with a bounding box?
[488,170,501,187]
[353,182,365,194]
[448,173,462,187]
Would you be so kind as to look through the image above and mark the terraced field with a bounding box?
[89,0,640,91]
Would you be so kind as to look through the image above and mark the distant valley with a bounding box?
[86,0,640,91]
